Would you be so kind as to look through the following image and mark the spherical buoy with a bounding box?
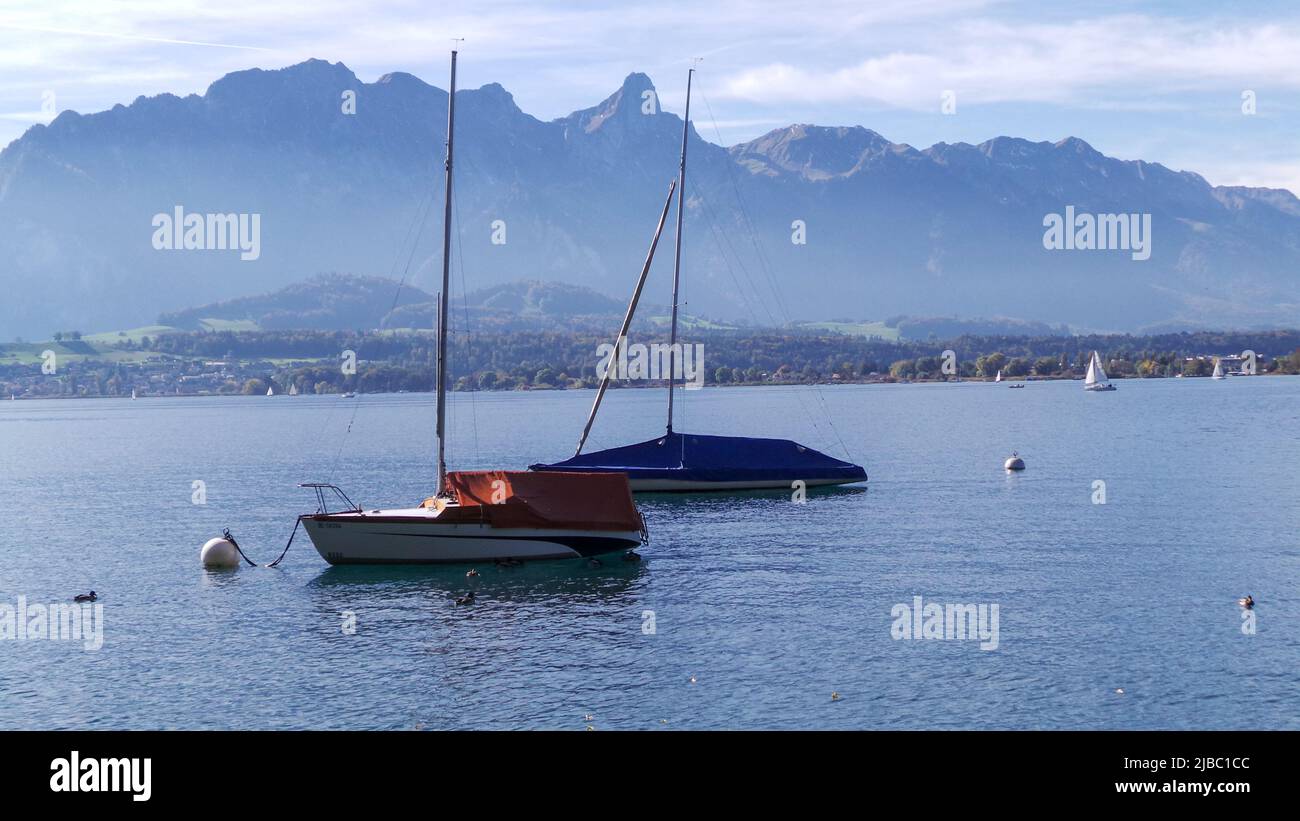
[1004,453,1026,471]
[201,537,240,568]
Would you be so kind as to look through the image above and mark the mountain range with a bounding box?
[158,274,628,332]
[2,58,1299,340]
[146,272,1056,340]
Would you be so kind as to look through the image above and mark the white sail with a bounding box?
[1094,352,1108,383]
[266,386,274,396]
[1212,359,1225,379]
[289,383,299,395]
[995,369,1002,382]
[1085,351,1109,388]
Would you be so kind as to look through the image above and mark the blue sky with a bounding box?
[3,0,1299,191]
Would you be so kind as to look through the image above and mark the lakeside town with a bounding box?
[3,328,1296,399]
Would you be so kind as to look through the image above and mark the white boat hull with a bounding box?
[303,510,642,564]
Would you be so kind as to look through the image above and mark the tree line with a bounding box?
[136,327,1300,392]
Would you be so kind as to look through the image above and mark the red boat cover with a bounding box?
[421,470,643,532]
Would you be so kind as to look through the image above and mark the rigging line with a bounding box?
[303,374,343,460]
[702,141,852,441]
[317,183,435,476]
[696,196,816,441]
[437,128,495,465]
[694,182,824,441]
[384,187,438,324]
[677,200,686,432]
[699,92,799,322]
[450,174,480,464]
[313,176,434,478]
[327,393,364,484]
[694,183,777,327]
[300,194,423,467]
[693,180,834,451]
[699,91,856,463]
[702,126,842,465]
[692,191,832,447]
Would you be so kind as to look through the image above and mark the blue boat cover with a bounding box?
[529,431,866,485]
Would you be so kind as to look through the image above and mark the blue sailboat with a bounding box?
[530,68,867,492]
[533,430,867,492]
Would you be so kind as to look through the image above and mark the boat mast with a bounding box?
[665,67,693,434]
[436,50,457,494]
[574,179,677,456]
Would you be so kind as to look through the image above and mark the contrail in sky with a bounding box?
[0,21,271,51]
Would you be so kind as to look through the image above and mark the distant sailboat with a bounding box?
[994,369,1002,383]
[1211,359,1226,380]
[530,68,866,492]
[266,385,275,396]
[1084,351,1116,391]
[130,388,137,400]
[289,382,299,395]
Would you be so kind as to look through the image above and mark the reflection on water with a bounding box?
[638,483,867,509]
[2,381,1299,729]
[309,558,647,604]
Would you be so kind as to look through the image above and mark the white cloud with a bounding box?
[717,16,1300,109]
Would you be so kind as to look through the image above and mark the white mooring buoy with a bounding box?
[1004,452,1026,471]
[201,536,241,568]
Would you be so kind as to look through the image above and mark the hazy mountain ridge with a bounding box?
[150,272,1091,340]
[387,279,636,331]
[884,315,1069,339]
[158,274,633,333]
[158,273,435,331]
[3,58,1300,339]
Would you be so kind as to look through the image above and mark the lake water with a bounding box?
[2,378,1297,729]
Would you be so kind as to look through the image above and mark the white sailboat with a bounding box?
[130,388,137,400]
[994,369,1002,383]
[1084,350,1116,391]
[266,385,275,396]
[1211,359,1226,380]
[299,51,646,564]
[289,382,299,395]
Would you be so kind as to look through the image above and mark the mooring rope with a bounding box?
[222,517,303,568]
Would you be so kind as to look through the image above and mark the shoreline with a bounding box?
[1,371,1283,401]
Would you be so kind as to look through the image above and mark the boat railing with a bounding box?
[299,483,362,515]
